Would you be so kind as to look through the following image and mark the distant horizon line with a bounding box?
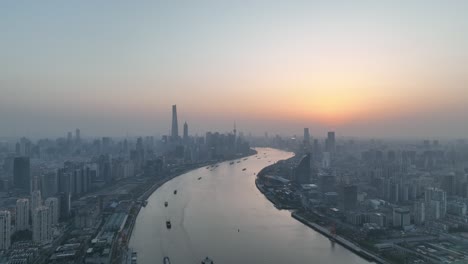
[0,133,466,142]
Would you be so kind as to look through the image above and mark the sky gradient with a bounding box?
[1,1,468,138]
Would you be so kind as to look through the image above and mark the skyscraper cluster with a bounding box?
[0,104,253,261]
[164,105,252,161]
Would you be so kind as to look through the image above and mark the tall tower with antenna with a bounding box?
[233,122,237,153]
[233,121,237,137]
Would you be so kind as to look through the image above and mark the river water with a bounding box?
[129,148,370,264]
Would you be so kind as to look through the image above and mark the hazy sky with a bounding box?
[1,1,468,138]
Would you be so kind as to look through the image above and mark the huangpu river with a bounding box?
[130,148,370,264]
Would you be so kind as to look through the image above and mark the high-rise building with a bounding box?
[123,139,129,154]
[71,166,90,193]
[294,154,311,184]
[447,201,467,216]
[45,197,59,226]
[72,168,89,195]
[183,122,189,142]
[441,174,455,196]
[13,157,30,193]
[2,156,14,180]
[369,213,386,228]
[31,190,42,215]
[303,128,310,144]
[57,169,71,193]
[0,211,11,250]
[31,174,40,192]
[414,201,425,225]
[399,184,410,202]
[32,206,51,244]
[322,152,331,168]
[75,128,81,143]
[233,122,237,152]
[313,139,320,156]
[319,173,335,193]
[67,132,73,144]
[342,185,358,211]
[58,192,71,221]
[425,187,447,220]
[99,157,112,184]
[41,172,58,198]
[393,208,411,228]
[325,131,336,153]
[171,105,179,140]
[19,138,32,157]
[15,142,20,156]
[16,198,30,231]
[390,182,400,203]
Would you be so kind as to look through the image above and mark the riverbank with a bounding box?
[292,211,388,264]
[255,179,298,210]
[255,155,301,209]
[254,155,387,264]
[255,183,386,263]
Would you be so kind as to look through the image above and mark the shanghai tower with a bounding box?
[171,105,179,140]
